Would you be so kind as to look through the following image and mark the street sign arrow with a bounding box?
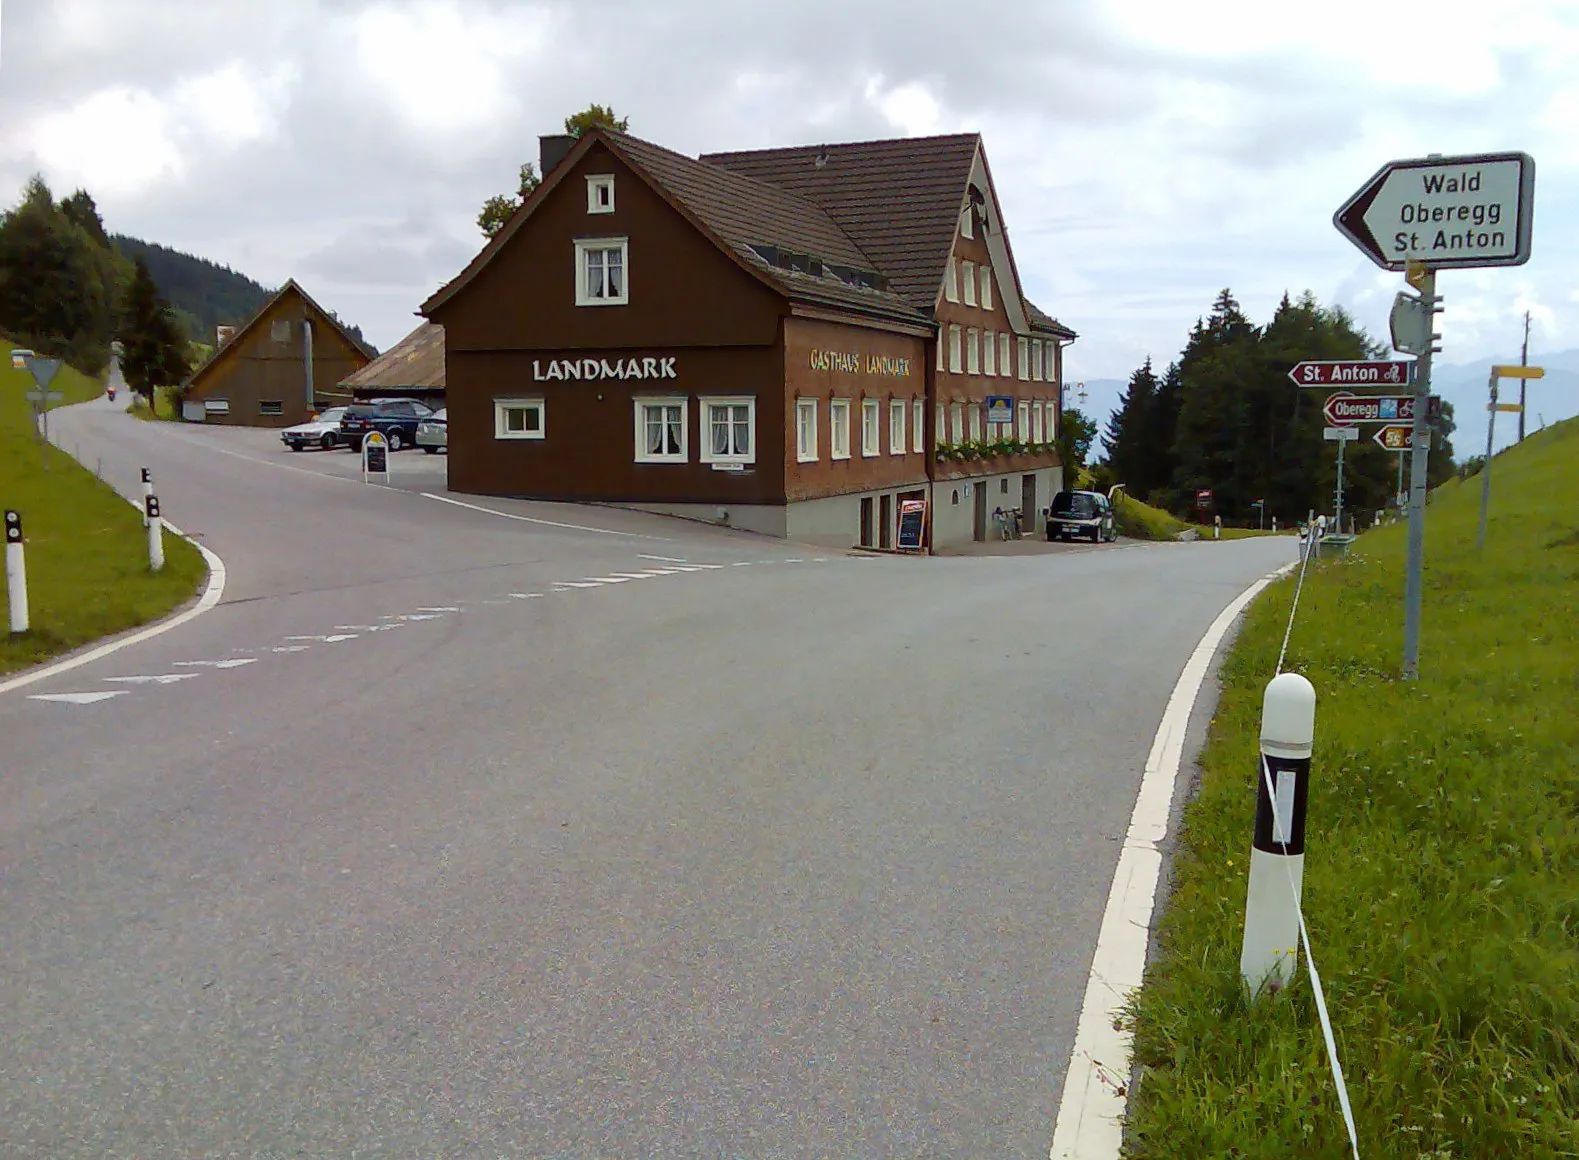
[1323,392,1416,426]
[1334,151,1535,272]
[1289,359,1413,388]
[1374,424,1422,451]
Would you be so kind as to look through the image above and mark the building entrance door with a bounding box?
[973,481,988,541]
[860,496,875,547]
[879,494,892,549]
[1022,474,1037,536]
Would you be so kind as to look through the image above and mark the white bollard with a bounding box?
[1272,517,1278,533]
[141,468,152,527]
[1241,671,1316,998]
[146,494,165,571]
[1214,515,1221,540]
[5,510,28,634]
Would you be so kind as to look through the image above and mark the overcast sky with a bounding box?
[2,0,1574,395]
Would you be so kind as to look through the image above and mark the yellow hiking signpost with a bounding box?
[1477,364,1547,550]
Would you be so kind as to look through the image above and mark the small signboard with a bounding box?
[362,430,390,482]
[896,498,926,551]
[1324,426,1360,441]
[1323,392,1416,425]
[1195,488,1213,508]
[24,389,64,406]
[10,348,34,370]
[985,396,1014,425]
[1374,424,1422,451]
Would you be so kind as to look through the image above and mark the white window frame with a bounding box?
[948,325,962,374]
[586,174,615,214]
[495,397,545,440]
[830,399,852,460]
[574,237,628,306]
[1031,339,1044,382]
[259,400,283,416]
[980,267,993,311]
[966,328,980,375]
[1017,336,1030,381]
[1032,404,1044,443]
[1045,343,1057,382]
[936,326,946,371]
[983,329,996,376]
[796,397,818,463]
[962,260,977,307]
[961,206,974,239]
[861,399,881,457]
[998,332,1011,377]
[698,395,755,465]
[937,403,947,445]
[1045,402,1057,438]
[634,397,687,463]
[204,399,230,414]
[913,400,925,452]
[968,404,982,442]
[950,402,964,443]
[1017,401,1030,440]
[889,399,906,456]
[944,259,959,303]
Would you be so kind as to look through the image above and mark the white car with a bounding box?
[280,407,348,451]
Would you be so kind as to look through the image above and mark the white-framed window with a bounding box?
[948,325,962,374]
[962,260,977,306]
[1032,403,1044,443]
[961,206,974,239]
[944,259,959,303]
[1017,401,1030,440]
[861,399,881,456]
[796,398,818,462]
[495,397,545,439]
[1045,402,1057,438]
[980,267,993,311]
[204,398,229,414]
[1017,336,1030,381]
[575,237,628,306]
[889,400,905,455]
[913,400,925,452]
[966,328,980,375]
[1031,339,1044,382]
[949,402,963,443]
[830,399,851,459]
[968,404,982,441]
[983,329,997,376]
[635,397,686,462]
[1045,343,1057,382]
[998,332,1011,377]
[699,396,755,464]
[586,174,615,214]
[936,403,947,446]
[936,326,946,371]
[259,400,283,416]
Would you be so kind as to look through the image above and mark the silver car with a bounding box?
[280,406,348,451]
[417,407,447,454]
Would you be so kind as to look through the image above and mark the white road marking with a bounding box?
[583,576,632,583]
[174,659,258,669]
[0,505,228,699]
[636,568,682,575]
[103,674,201,685]
[1048,563,1296,1159]
[285,635,333,641]
[28,691,129,705]
[273,646,311,653]
[552,582,603,590]
[732,562,753,567]
[509,593,542,599]
[606,572,659,580]
[332,625,384,631]
[322,634,360,643]
[639,553,688,563]
[784,558,804,563]
[421,492,662,538]
[389,614,444,621]
[417,607,460,613]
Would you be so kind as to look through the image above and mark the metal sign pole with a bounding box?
[1334,432,1346,535]
[1477,371,1499,551]
[1401,267,1437,681]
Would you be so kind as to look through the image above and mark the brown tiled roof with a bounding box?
[1027,300,1078,340]
[182,279,374,393]
[341,321,444,390]
[701,134,980,312]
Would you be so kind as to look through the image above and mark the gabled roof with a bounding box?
[421,129,929,330]
[341,321,444,390]
[701,134,981,313]
[182,279,374,391]
[1027,300,1078,340]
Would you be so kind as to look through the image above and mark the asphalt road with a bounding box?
[2,397,1296,1158]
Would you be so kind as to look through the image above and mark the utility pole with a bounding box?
[1518,310,1531,442]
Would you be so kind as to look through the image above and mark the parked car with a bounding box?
[416,407,447,454]
[280,406,348,451]
[338,397,433,452]
[1046,489,1117,543]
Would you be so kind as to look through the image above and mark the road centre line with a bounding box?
[638,553,688,562]
[421,492,665,539]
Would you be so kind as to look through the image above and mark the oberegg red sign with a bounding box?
[1322,392,1416,426]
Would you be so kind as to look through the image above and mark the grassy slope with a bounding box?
[1,344,207,675]
[1122,420,1579,1156]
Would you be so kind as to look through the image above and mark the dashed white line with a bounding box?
[273,646,311,653]
[509,593,542,599]
[28,691,129,705]
[639,554,688,563]
[731,562,752,567]
[103,674,201,685]
[417,607,460,613]
[583,576,632,584]
[421,492,661,538]
[174,658,258,669]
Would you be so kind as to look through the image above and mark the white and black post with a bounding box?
[5,510,27,634]
[1240,671,1316,998]
[140,467,153,527]
[146,494,165,572]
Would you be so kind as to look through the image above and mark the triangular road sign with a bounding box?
[24,356,62,389]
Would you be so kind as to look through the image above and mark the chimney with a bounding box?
[539,134,576,178]
[217,325,235,346]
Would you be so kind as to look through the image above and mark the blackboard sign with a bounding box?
[363,431,389,480]
[896,498,926,551]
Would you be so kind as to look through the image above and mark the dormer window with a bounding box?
[586,174,615,214]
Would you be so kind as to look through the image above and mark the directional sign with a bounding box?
[1323,392,1416,426]
[1492,364,1545,380]
[1289,359,1412,388]
[1334,151,1535,272]
[23,356,62,389]
[1389,292,1435,356]
[1374,424,1422,451]
[24,389,64,405]
[1324,426,1360,442]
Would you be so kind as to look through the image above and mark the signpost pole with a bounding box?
[1334,432,1346,535]
[1477,370,1499,551]
[1401,267,1436,681]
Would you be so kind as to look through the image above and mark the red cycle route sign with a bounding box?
[1288,360,1413,387]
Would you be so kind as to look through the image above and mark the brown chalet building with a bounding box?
[420,128,1077,550]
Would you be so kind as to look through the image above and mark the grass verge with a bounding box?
[1114,492,1192,541]
[126,385,182,421]
[1,344,208,676]
[1120,418,1579,1157]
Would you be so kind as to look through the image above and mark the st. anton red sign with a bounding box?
[1288,360,1413,388]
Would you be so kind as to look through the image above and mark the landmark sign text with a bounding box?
[1288,359,1412,388]
[1334,151,1535,272]
[1323,392,1416,426]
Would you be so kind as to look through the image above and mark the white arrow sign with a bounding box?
[1334,152,1535,271]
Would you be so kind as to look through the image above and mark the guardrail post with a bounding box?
[146,494,165,571]
[1241,671,1316,999]
[5,510,27,633]
[141,467,153,527]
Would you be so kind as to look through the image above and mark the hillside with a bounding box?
[110,235,274,347]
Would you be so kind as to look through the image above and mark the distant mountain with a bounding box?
[1427,348,1579,459]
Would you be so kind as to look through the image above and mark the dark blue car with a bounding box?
[338,397,433,453]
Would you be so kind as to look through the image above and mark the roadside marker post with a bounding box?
[146,495,165,572]
[5,510,28,634]
[141,468,153,528]
[1477,364,1546,551]
[1241,672,1316,999]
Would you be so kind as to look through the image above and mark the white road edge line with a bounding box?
[1048,561,1297,1160]
[419,492,662,539]
[0,502,228,698]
